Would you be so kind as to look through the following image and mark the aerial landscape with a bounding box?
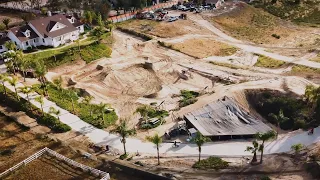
[0,0,320,179]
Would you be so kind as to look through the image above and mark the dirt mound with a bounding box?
[102,64,162,96]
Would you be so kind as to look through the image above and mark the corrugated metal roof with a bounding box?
[184,97,272,136]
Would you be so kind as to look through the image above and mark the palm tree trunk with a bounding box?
[123,140,127,155]
[14,86,19,101]
[157,145,160,165]
[260,142,265,164]
[22,71,26,82]
[41,104,44,115]
[2,82,7,96]
[252,152,257,163]
[27,93,31,107]
[198,146,201,162]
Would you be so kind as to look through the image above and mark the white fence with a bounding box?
[0,147,110,180]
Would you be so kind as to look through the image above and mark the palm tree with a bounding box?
[135,105,150,123]
[246,140,259,164]
[256,130,276,164]
[75,39,81,52]
[49,107,61,120]
[84,11,93,26]
[304,85,320,116]
[112,119,136,155]
[291,143,304,159]
[146,134,162,165]
[193,131,209,162]
[53,76,63,91]
[96,13,104,27]
[16,50,29,82]
[2,18,11,29]
[35,95,44,115]
[18,86,33,108]
[98,103,110,123]
[268,109,289,138]
[7,76,19,101]
[68,91,76,113]
[34,60,47,86]
[0,73,8,96]
[82,96,93,116]
[92,26,104,44]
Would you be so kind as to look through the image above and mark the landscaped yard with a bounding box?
[33,83,118,129]
[254,55,285,68]
[25,32,113,69]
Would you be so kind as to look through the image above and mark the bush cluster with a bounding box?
[179,90,200,108]
[192,157,229,170]
[271,34,281,39]
[0,86,71,133]
[246,90,311,130]
[117,27,153,41]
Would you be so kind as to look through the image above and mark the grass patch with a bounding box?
[254,55,285,68]
[136,105,169,130]
[119,153,128,160]
[192,157,229,170]
[33,83,118,129]
[291,64,320,74]
[25,34,112,69]
[179,90,200,108]
[0,84,70,133]
[209,61,245,70]
[310,54,320,63]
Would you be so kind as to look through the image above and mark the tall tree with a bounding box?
[98,102,110,123]
[135,105,150,123]
[16,50,29,82]
[34,60,47,86]
[18,86,34,108]
[304,85,320,116]
[7,76,20,101]
[0,73,8,97]
[246,140,259,164]
[146,134,162,165]
[35,95,45,115]
[256,130,276,164]
[96,13,104,27]
[268,109,289,138]
[84,11,93,25]
[2,18,11,30]
[193,131,209,162]
[112,119,136,155]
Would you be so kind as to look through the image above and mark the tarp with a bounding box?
[184,97,272,137]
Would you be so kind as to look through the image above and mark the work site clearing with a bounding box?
[47,1,320,138]
[4,1,320,179]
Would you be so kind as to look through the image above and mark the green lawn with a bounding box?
[291,64,320,74]
[25,33,112,69]
[254,55,285,68]
[33,83,118,129]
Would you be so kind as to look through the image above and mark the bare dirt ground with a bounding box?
[0,11,23,26]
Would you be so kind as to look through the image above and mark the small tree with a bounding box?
[291,143,304,158]
[35,95,44,115]
[304,85,320,117]
[2,18,11,29]
[268,109,289,138]
[146,134,162,165]
[75,39,81,52]
[256,130,277,164]
[18,86,34,108]
[0,73,8,96]
[193,131,209,162]
[135,105,150,123]
[96,13,104,27]
[82,96,94,116]
[112,119,136,155]
[7,76,19,101]
[98,102,110,123]
[246,140,259,164]
[49,107,61,120]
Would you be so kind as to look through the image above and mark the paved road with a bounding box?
[3,80,320,157]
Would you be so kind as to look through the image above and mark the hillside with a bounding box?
[252,0,320,25]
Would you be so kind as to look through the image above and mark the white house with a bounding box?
[3,14,84,52]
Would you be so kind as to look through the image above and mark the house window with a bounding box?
[43,39,45,43]
[0,45,3,50]
[71,18,74,23]
[57,25,59,29]
[25,41,29,46]
[56,36,62,41]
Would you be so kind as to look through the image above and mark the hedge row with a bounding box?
[0,86,71,133]
[116,27,153,41]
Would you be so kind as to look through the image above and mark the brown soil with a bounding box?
[171,38,238,58]
[206,2,320,47]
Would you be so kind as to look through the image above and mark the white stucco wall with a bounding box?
[7,31,22,49]
[77,25,84,33]
[0,45,7,54]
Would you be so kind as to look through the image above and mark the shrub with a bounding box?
[271,34,280,39]
[0,149,15,156]
[192,157,229,170]
[119,153,128,160]
[117,27,152,41]
[260,176,271,180]
[179,90,200,107]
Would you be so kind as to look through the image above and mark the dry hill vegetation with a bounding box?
[168,38,238,58]
[117,19,211,38]
[209,3,303,45]
[252,0,320,25]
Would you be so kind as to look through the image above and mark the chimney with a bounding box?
[47,11,52,16]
